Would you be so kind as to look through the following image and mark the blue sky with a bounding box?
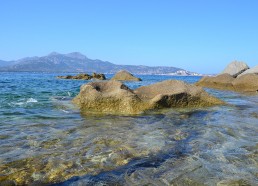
[0,0,258,73]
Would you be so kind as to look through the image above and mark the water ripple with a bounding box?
[0,72,257,185]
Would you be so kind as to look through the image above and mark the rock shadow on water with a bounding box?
[50,110,210,185]
[52,143,191,186]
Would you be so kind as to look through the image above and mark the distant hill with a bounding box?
[0,60,16,67]
[0,52,200,75]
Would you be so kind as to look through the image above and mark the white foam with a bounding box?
[61,109,69,113]
[12,102,25,106]
[26,98,38,103]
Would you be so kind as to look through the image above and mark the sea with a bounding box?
[0,72,257,185]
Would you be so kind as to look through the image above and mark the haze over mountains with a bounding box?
[0,52,200,75]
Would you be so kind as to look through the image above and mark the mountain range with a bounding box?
[0,52,200,75]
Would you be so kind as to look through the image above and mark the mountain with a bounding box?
[0,60,16,67]
[0,52,200,75]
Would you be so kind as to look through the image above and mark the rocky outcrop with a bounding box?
[92,73,106,80]
[196,61,258,93]
[196,68,258,93]
[73,80,224,115]
[232,74,258,92]
[237,65,258,77]
[72,81,145,114]
[195,74,235,90]
[57,73,106,80]
[134,80,224,108]
[111,70,142,81]
[221,61,249,77]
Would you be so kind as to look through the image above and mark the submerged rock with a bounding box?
[221,61,249,78]
[73,80,224,114]
[217,179,251,186]
[57,73,106,80]
[111,70,142,81]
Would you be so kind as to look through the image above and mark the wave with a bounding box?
[61,109,70,113]
[26,98,38,103]
[50,96,71,101]
[9,98,38,106]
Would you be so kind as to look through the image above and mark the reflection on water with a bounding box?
[0,73,257,185]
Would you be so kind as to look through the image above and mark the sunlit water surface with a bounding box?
[0,72,257,185]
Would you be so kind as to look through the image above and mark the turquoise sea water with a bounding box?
[0,72,257,185]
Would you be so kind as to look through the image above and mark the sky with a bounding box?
[0,0,258,74]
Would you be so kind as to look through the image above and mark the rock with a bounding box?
[195,61,258,93]
[72,81,145,114]
[73,80,224,115]
[92,72,106,80]
[237,65,258,77]
[232,74,258,93]
[73,73,92,80]
[196,72,258,93]
[111,70,142,81]
[0,180,16,186]
[134,80,224,108]
[217,179,251,186]
[251,112,258,118]
[195,74,235,90]
[221,61,249,77]
[57,75,73,79]
[57,73,106,80]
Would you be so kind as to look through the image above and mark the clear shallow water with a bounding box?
[0,72,257,185]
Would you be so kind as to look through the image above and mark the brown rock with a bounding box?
[134,80,224,108]
[196,72,258,93]
[111,70,142,81]
[73,80,224,115]
[57,75,74,79]
[57,73,106,80]
[92,73,106,80]
[232,74,258,93]
[217,179,251,186]
[195,74,235,90]
[72,81,146,114]
[74,74,92,80]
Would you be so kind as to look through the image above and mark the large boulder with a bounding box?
[73,80,224,115]
[237,65,258,77]
[195,74,235,90]
[134,80,224,108]
[232,74,258,93]
[221,61,249,77]
[72,81,146,114]
[111,70,142,81]
[196,61,258,93]
[196,72,258,93]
